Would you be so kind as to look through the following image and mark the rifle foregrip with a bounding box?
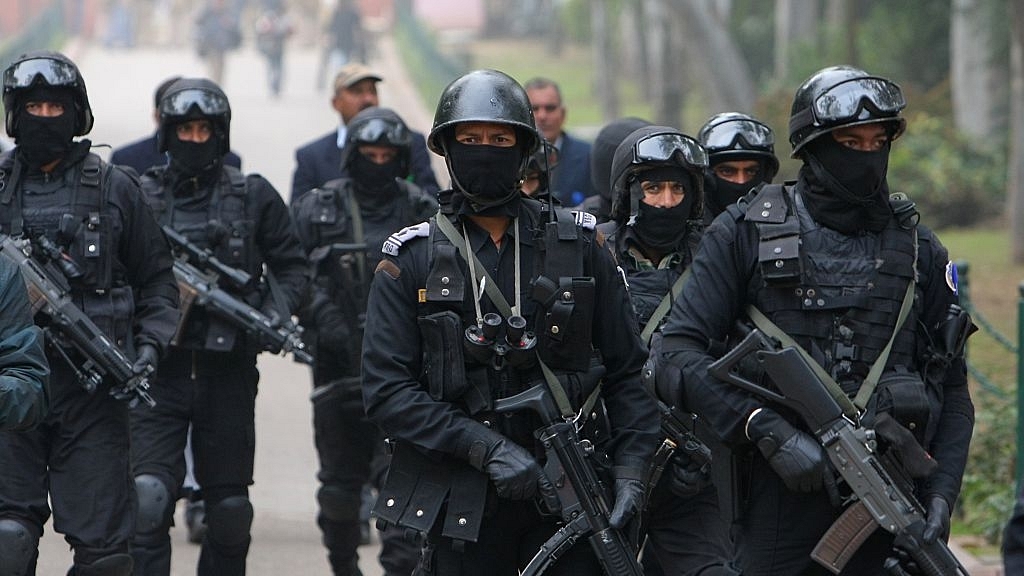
[588,529,644,576]
[811,500,878,574]
[896,523,969,576]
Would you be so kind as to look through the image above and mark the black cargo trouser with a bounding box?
[0,360,135,571]
[130,348,259,576]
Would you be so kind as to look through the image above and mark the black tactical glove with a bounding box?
[464,425,560,511]
[668,450,711,498]
[608,466,646,530]
[132,344,159,376]
[922,495,951,544]
[747,408,828,493]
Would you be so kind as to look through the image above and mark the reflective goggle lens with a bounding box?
[701,119,774,151]
[635,133,708,168]
[812,77,905,124]
[349,117,407,146]
[3,58,78,89]
[160,88,230,117]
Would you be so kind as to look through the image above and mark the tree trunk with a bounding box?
[951,0,999,140]
[591,0,619,122]
[775,0,820,80]
[673,0,755,114]
[1009,0,1024,262]
[641,0,670,124]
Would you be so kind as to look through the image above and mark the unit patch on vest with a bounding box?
[572,210,597,230]
[382,221,430,256]
[945,260,959,295]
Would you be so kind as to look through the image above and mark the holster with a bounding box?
[373,440,488,543]
[532,276,596,372]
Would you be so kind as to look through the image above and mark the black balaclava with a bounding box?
[629,167,697,251]
[446,139,524,215]
[350,151,402,205]
[800,135,892,234]
[706,158,767,215]
[15,87,77,169]
[165,121,223,188]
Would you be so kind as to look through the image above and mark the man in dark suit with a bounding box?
[290,62,438,203]
[525,77,593,207]
[111,75,241,175]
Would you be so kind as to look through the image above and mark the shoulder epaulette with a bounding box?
[382,221,430,256]
[571,210,597,230]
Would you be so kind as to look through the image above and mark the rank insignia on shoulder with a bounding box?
[945,260,959,295]
[572,210,596,230]
[382,221,430,256]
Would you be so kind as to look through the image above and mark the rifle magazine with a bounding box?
[811,500,878,574]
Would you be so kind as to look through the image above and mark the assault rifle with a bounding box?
[708,328,969,576]
[494,381,643,576]
[0,234,155,407]
[164,227,313,364]
[646,399,713,494]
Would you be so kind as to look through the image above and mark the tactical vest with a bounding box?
[746,184,920,396]
[141,165,254,273]
[141,165,256,352]
[375,197,607,544]
[604,224,701,333]
[0,151,139,352]
[296,179,435,381]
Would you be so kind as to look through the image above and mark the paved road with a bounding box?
[36,31,442,575]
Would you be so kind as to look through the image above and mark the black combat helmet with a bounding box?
[427,69,540,158]
[342,106,412,176]
[788,65,907,157]
[609,126,708,224]
[157,77,232,154]
[3,50,94,137]
[698,112,779,182]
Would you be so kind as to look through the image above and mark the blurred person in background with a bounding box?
[318,0,365,91]
[255,0,294,98]
[194,0,242,84]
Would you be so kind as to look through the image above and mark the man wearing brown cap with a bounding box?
[291,63,439,203]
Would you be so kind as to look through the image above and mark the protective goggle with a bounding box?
[701,118,775,152]
[810,76,905,125]
[348,117,409,147]
[634,132,708,169]
[160,88,230,117]
[3,57,79,90]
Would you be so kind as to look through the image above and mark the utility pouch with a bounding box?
[867,369,930,446]
[533,276,595,372]
[418,311,467,401]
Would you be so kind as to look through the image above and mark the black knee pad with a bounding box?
[72,553,133,576]
[0,518,37,576]
[206,496,254,549]
[317,484,360,523]
[134,474,174,541]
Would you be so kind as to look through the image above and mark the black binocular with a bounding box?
[464,312,537,370]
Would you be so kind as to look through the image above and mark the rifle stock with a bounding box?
[0,234,155,407]
[493,383,643,576]
[708,329,969,576]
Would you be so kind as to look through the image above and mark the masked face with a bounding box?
[805,124,891,203]
[15,92,77,168]
[350,148,402,202]
[446,122,523,211]
[166,119,222,176]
